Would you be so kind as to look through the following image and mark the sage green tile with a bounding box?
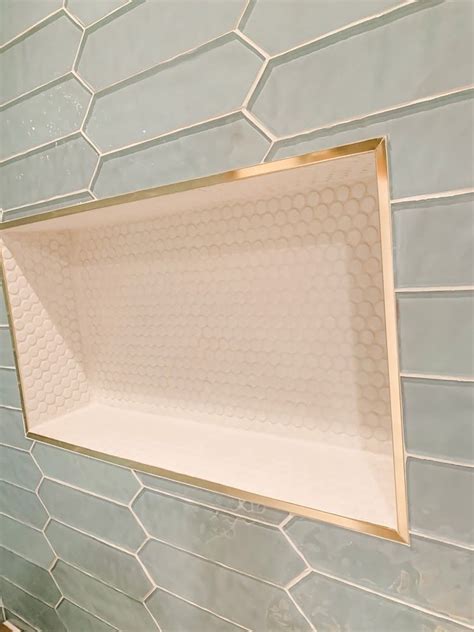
[243,0,400,55]
[0,444,42,490]
[93,114,270,198]
[0,136,98,211]
[251,2,474,136]
[52,561,158,631]
[133,489,304,585]
[0,0,62,46]
[403,379,474,464]
[408,459,473,547]
[32,442,140,503]
[0,480,48,528]
[0,369,21,407]
[39,479,146,552]
[0,547,60,606]
[137,471,287,524]
[86,36,262,152]
[0,288,7,324]
[0,329,14,367]
[147,589,242,632]
[271,93,474,200]
[3,191,93,221]
[67,0,128,26]
[77,0,247,90]
[0,408,30,450]
[0,77,91,161]
[0,15,82,105]
[394,196,474,287]
[4,610,36,632]
[46,520,152,599]
[285,519,473,624]
[139,539,311,631]
[0,578,65,631]
[291,572,468,632]
[398,292,473,378]
[0,515,55,568]
[57,600,116,632]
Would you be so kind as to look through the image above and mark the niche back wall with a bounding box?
[0,1,473,630]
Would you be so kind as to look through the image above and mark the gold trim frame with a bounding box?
[0,138,410,544]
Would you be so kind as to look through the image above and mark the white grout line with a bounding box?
[284,567,312,591]
[400,372,474,383]
[83,0,134,31]
[0,577,57,615]
[38,475,131,507]
[51,592,121,631]
[278,514,294,529]
[284,585,317,631]
[62,6,85,30]
[0,73,73,110]
[395,286,474,293]
[391,188,474,205]
[241,107,276,142]
[80,130,103,156]
[241,58,269,109]
[2,189,91,216]
[3,607,41,632]
[406,452,473,469]
[70,68,94,94]
[87,156,103,193]
[0,132,80,166]
[143,597,163,632]
[409,529,474,552]
[0,405,23,412]
[0,366,15,371]
[234,28,269,60]
[0,8,64,51]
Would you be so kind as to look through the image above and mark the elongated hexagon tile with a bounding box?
[77,0,247,90]
[46,520,152,599]
[1,579,65,631]
[393,195,474,288]
[38,479,146,552]
[0,0,62,46]
[0,480,48,529]
[52,561,159,631]
[147,589,243,632]
[0,77,92,161]
[140,539,312,631]
[285,518,473,625]
[137,471,287,524]
[408,459,473,547]
[403,379,474,464]
[0,286,8,324]
[32,442,140,503]
[0,408,30,451]
[0,368,22,408]
[0,515,55,568]
[291,572,468,632]
[56,600,116,632]
[133,489,304,585]
[3,191,93,222]
[4,610,36,632]
[271,93,474,200]
[251,2,474,137]
[66,0,128,26]
[0,444,42,490]
[398,292,473,378]
[85,36,263,152]
[0,14,82,105]
[0,547,61,606]
[93,113,270,199]
[0,329,14,366]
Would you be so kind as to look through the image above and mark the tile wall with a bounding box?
[0,0,473,630]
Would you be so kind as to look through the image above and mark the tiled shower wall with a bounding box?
[0,0,473,629]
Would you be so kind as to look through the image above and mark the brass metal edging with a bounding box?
[1,137,410,544]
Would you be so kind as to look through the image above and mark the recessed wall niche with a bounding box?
[0,139,408,542]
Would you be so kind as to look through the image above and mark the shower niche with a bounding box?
[0,138,408,542]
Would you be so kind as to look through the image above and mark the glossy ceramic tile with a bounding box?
[251,2,473,136]
[52,561,159,631]
[403,379,474,464]
[0,287,7,324]
[398,292,474,378]
[3,191,93,221]
[3,610,37,632]
[0,444,42,490]
[0,328,14,366]
[0,480,48,528]
[67,0,128,26]
[408,459,473,547]
[0,514,55,568]
[139,539,311,631]
[0,368,21,408]
[291,572,469,632]
[32,442,140,503]
[38,479,146,551]
[93,114,270,198]
[77,0,247,90]
[0,15,82,105]
[56,599,116,632]
[0,408,30,450]
[0,579,65,632]
[0,136,98,211]
[0,0,62,45]
[137,471,287,524]
[272,93,474,199]
[285,519,473,624]
[242,0,401,55]
[0,77,91,161]
[146,589,242,632]
[133,489,304,585]
[0,547,61,606]
[46,520,152,599]
[394,195,474,287]
[85,36,262,152]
